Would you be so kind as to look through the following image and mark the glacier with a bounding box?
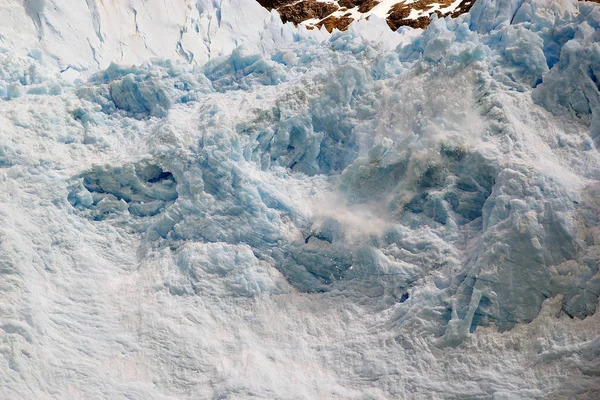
[0,0,600,399]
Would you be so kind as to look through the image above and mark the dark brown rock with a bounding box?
[450,0,475,18]
[316,15,355,32]
[386,0,455,31]
[256,0,296,9]
[277,0,339,25]
[337,0,380,13]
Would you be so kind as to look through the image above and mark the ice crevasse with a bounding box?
[0,0,600,399]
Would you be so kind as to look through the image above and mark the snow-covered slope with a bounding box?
[1,0,600,399]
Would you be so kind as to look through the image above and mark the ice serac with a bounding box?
[0,0,600,399]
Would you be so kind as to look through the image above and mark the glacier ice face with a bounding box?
[0,0,328,76]
[1,0,600,399]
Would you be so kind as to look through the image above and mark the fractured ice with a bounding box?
[0,0,599,398]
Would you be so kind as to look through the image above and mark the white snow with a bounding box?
[370,0,408,19]
[0,0,599,399]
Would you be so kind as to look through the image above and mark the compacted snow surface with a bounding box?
[1,0,600,398]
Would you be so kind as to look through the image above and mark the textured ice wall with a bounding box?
[0,0,328,77]
[0,0,600,399]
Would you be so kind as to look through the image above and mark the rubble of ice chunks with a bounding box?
[338,139,406,202]
[396,14,486,66]
[506,0,580,70]
[466,0,552,35]
[449,167,600,332]
[277,207,460,299]
[387,0,600,333]
[409,150,496,225]
[533,9,600,144]
[558,183,600,318]
[279,240,353,293]
[119,87,413,295]
[76,61,214,119]
[136,125,303,253]
[75,47,294,119]
[500,1,599,96]
[308,64,374,173]
[68,160,178,222]
[489,25,549,89]
[0,48,64,100]
[203,44,289,91]
[60,0,600,343]
[466,0,600,141]
[339,138,497,227]
[234,90,321,175]
[265,132,470,295]
[233,61,374,176]
[327,0,600,339]
[163,241,290,298]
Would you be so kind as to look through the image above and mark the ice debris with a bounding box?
[0,0,599,398]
